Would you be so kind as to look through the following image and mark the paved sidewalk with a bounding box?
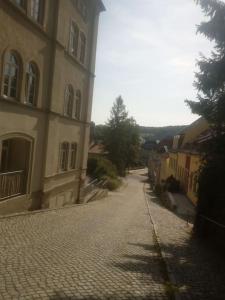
[145,184,225,300]
[0,172,168,300]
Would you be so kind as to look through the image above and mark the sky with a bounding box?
[92,0,214,127]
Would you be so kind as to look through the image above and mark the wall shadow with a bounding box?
[145,187,195,224]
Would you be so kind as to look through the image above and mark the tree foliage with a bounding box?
[186,0,225,238]
[104,96,140,176]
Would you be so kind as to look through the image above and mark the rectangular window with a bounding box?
[77,0,88,21]
[70,22,79,57]
[30,0,43,24]
[13,0,26,8]
[59,143,69,171]
[70,143,77,169]
[80,33,86,63]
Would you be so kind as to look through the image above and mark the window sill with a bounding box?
[0,95,44,113]
[62,114,81,122]
[5,1,48,38]
[44,169,79,181]
[64,50,92,75]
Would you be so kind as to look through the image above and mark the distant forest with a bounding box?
[139,125,187,141]
[92,123,187,142]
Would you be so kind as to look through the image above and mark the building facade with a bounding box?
[147,118,210,204]
[0,0,105,215]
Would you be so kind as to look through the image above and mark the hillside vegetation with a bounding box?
[139,125,187,141]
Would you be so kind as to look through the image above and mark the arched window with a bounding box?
[25,63,38,105]
[64,85,74,117]
[75,90,81,119]
[3,52,21,99]
[80,32,86,64]
[59,142,69,171]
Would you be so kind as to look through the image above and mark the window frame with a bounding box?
[2,51,22,101]
[30,0,44,24]
[74,89,81,120]
[59,142,70,172]
[79,32,86,64]
[25,62,39,106]
[69,21,79,58]
[70,143,77,169]
[64,85,74,118]
[76,0,88,22]
[13,0,27,9]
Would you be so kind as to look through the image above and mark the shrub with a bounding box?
[87,157,118,180]
[102,176,122,191]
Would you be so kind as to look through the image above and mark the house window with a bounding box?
[80,32,86,64]
[59,142,69,171]
[69,22,79,57]
[75,90,81,119]
[25,63,38,105]
[13,0,26,8]
[3,52,20,99]
[77,0,88,21]
[64,85,74,117]
[30,0,43,23]
[70,143,77,169]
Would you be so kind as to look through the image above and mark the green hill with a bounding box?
[139,125,187,141]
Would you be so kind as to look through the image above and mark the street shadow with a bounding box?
[48,292,167,300]
[46,234,225,299]
[145,188,195,224]
[112,239,225,300]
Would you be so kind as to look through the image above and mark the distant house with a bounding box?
[157,118,210,204]
[88,143,108,158]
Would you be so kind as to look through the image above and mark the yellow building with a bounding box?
[161,118,209,205]
[0,0,105,215]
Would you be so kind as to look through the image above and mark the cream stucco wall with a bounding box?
[0,0,104,215]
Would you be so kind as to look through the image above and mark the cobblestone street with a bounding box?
[0,170,168,300]
[145,183,225,300]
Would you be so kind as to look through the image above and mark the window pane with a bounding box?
[75,91,81,119]
[26,63,37,105]
[60,143,69,171]
[70,143,77,169]
[3,53,19,99]
[31,0,42,23]
[70,23,79,57]
[64,86,74,117]
[80,33,86,63]
[14,0,25,7]
[10,88,17,98]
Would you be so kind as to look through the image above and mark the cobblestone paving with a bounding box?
[145,183,225,300]
[0,171,168,300]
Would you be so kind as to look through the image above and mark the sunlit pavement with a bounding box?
[0,169,168,300]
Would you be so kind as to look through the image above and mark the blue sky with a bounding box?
[92,0,213,127]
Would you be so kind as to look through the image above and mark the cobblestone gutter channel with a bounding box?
[143,183,179,300]
[144,181,225,300]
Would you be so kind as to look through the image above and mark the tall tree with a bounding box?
[186,0,225,236]
[105,96,140,176]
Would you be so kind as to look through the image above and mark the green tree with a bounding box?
[186,0,225,237]
[105,96,140,176]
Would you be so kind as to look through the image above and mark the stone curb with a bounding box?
[0,198,105,221]
[0,179,127,221]
[143,183,181,300]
